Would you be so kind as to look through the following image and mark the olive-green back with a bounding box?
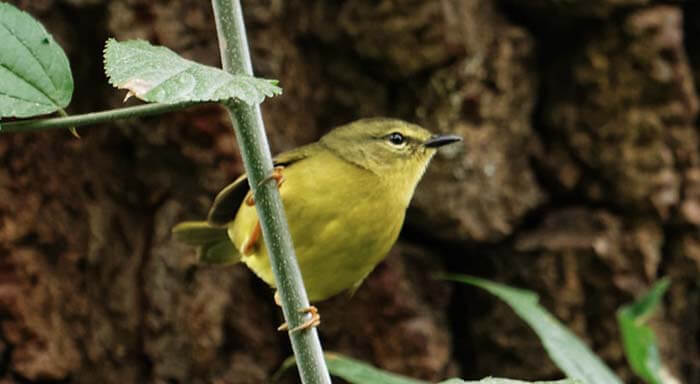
[207,144,318,226]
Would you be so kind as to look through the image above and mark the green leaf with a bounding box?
[440,379,581,384]
[0,3,73,118]
[325,353,426,384]
[443,275,623,384]
[274,353,582,384]
[617,278,670,384]
[103,39,281,106]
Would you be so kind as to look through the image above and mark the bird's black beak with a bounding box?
[423,134,462,148]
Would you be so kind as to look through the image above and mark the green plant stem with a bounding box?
[0,102,195,133]
[211,1,331,384]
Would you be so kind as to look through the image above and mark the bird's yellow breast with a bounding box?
[229,149,406,301]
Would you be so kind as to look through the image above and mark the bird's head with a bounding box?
[320,118,461,198]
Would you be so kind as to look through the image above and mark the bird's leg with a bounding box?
[242,221,261,255]
[242,166,285,254]
[274,291,321,333]
[245,166,285,206]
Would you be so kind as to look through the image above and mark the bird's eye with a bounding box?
[386,132,406,146]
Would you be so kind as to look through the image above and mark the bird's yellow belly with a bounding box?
[229,153,405,301]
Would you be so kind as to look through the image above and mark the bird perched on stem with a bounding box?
[173,118,461,331]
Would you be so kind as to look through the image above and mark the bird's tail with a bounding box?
[172,221,241,265]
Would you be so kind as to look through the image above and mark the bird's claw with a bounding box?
[277,306,321,333]
[246,166,285,206]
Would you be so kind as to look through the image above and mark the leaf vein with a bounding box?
[0,16,61,107]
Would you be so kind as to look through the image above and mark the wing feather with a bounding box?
[206,143,317,225]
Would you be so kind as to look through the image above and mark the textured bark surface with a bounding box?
[1,0,699,383]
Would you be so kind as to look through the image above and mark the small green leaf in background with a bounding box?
[103,39,281,106]
[617,278,670,384]
[443,275,623,384]
[0,2,73,118]
[325,353,425,384]
[441,378,581,384]
[275,353,581,384]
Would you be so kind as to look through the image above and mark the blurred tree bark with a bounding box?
[0,0,698,383]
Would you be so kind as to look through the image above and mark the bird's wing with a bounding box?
[207,173,250,226]
[207,143,317,226]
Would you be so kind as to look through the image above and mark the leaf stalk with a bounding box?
[1,102,195,133]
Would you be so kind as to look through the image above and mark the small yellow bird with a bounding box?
[173,118,460,328]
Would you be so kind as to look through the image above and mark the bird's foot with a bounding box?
[245,166,285,206]
[277,306,321,333]
[259,166,286,188]
[275,292,321,332]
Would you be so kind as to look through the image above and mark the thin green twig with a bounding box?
[210,1,331,384]
[1,102,197,133]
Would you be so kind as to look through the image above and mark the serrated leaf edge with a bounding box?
[103,38,281,106]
